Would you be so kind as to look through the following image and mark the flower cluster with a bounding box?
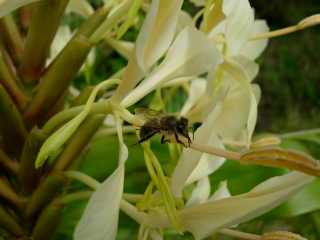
[0,0,319,239]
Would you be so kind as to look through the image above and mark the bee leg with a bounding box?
[138,131,157,144]
[187,135,192,147]
[161,135,170,144]
[174,132,187,147]
[161,135,166,144]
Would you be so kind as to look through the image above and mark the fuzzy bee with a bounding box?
[135,108,192,147]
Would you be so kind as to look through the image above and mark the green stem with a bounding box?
[19,0,70,83]
[24,34,92,126]
[0,205,25,237]
[53,114,105,171]
[0,177,25,209]
[19,128,46,195]
[58,191,92,204]
[0,15,24,64]
[0,45,29,110]
[74,6,110,39]
[42,100,111,135]
[0,149,19,176]
[70,86,94,107]
[0,85,28,153]
[31,200,64,240]
[64,170,100,190]
[25,173,67,218]
[280,128,320,139]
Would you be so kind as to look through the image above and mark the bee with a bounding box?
[135,108,192,147]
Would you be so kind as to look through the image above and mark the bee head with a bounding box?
[176,117,189,135]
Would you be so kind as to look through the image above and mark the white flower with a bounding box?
[128,172,314,240]
[74,114,128,240]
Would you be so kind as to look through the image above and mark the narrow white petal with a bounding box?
[171,109,225,197]
[74,165,125,240]
[122,27,221,107]
[0,0,41,17]
[136,0,183,71]
[176,10,194,34]
[74,116,128,240]
[240,20,270,60]
[180,79,207,116]
[186,177,210,207]
[208,181,230,202]
[224,0,254,56]
[180,172,314,240]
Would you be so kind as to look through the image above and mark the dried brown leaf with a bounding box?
[241,147,320,176]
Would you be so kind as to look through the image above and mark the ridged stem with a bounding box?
[0,85,28,153]
[0,15,24,64]
[23,35,92,126]
[0,149,19,176]
[19,128,46,195]
[25,173,67,219]
[0,45,29,109]
[19,0,70,82]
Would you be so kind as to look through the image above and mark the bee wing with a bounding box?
[134,107,165,121]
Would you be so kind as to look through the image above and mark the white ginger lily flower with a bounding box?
[137,172,313,240]
[74,114,128,240]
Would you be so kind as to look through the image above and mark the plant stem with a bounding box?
[0,85,28,153]
[53,114,105,171]
[0,149,19,175]
[19,0,70,82]
[219,228,261,240]
[19,128,46,195]
[24,34,92,125]
[31,200,64,240]
[25,173,67,218]
[64,170,100,189]
[42,100,111,135]
[0,205,25,237]
[0,46,29,109]
[280,128,320,139]
[58,191,93,205]
[70,86,94,107]
[0,177,25,209]
[74,6,110,39]
[190,142,242,160]
[0,15,24,64]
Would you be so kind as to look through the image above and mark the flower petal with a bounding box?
[112,0,183,102]
[171,108,225,197]
[0,0,41,17]
[74,115,128,240]
[240,20,270,60]
[180,172,314,240]
[122,27,221,107]
[74,165,125,240]
[224,0,254,56]
[186,177,210,207]
[208,181,231,202]
[180,79,207,116]
[136,0,183,71]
